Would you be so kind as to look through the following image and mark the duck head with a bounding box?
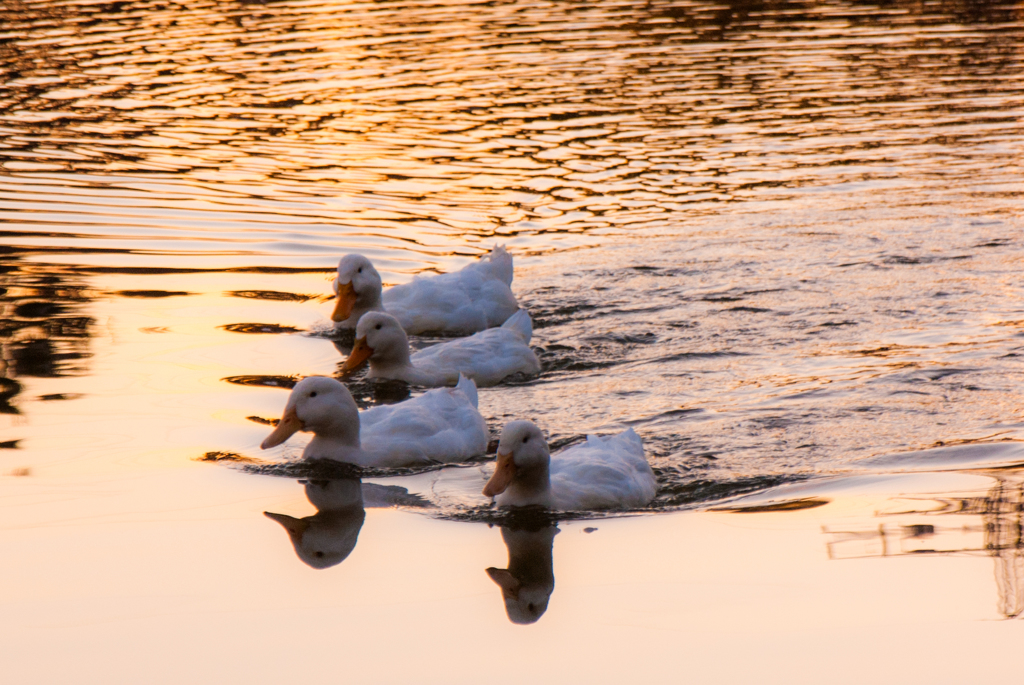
[332,254,383,323]
[341,311,411,374]
[260,376,361,450]
[483,420,551,500]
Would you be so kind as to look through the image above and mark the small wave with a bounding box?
[37,393,84,401]
[711,497,829,513]
[857,439,1024,473]
[226,290,321,302]
[883,254,972,266]
[222,374,299,389]
[220,323,303,335]
[644,351,746,364]
[724,306,772,313]
[342,378,412,408]
[307,321,352,342]
[241,455,491,480]
[195,451,263,464]
[113,290,192,298]
[436,505,598,526]
[650,473,807,510]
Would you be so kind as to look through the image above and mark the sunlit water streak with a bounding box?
[2,0,1024,511]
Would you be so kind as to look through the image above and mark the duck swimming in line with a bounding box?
[260,375,487,468]
[341,309,540,387]
[331,246,519,335]
[482,420,657,511]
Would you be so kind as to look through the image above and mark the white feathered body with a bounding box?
[383,246,518,335]
[359,375,488,467]
[497,428,656,510]
[404,309,540,387]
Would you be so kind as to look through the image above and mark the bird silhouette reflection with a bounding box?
[486,524,559,625]
[265,477,428,569]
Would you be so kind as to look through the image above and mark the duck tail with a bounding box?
[500,308,532,342]
[484,245,514,286]
[622,427,643,449]
[455,373,479,408]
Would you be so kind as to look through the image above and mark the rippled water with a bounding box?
[3,0,1024,681]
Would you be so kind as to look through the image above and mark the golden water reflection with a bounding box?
[825,469,1024,619]
[2,0,1023,265]
[0,253,95,420]
[1,0,1024,675]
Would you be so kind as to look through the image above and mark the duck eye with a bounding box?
[522,436,529,443]
[357,267,362,273]
[375,323,382,330]
[310,391,317,398]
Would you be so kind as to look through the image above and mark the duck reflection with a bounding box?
[265,478,366,569]
[331,334,356,357]
[265,477,429,569]
[486,524,559,625]
[824,470,1024,619]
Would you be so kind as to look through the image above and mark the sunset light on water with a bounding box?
[1,0,1024,682]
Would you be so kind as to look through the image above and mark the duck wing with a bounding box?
[411,325,539,387]
[360,379,488,465]
[382,248,519,334]
[549,429,656,510]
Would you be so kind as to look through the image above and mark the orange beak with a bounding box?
[264,512,310,543]
[260,406,304,449]
[341,336,374,374]
[331,281,358,322]
[483,450,516,498]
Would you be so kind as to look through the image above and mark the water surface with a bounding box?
[2,0,1024,681]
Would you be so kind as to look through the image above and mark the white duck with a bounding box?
[331,246,519,335]
[482,421,657,510]
[260,375,488,467]
[341,309,540,387]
